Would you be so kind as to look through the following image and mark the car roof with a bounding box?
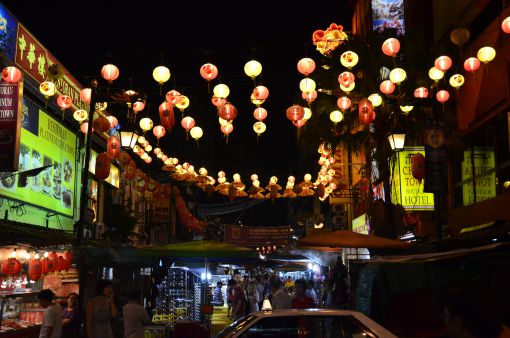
[250,309,363,317]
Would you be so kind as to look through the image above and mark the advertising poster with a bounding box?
[224,225,290,247]
[371,0,405,35]
[0,82,22,171]
[0,98,77,216]
[462,147,496,205]
[0,3,18,61]
[352,213,369,234]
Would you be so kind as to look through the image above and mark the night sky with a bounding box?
[3,0,354,225]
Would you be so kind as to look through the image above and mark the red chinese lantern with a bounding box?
[414,87,429,98]
[253,86,269,100]
[359,111,376,125]
[464,57,480,72]
[118,152,131,165]
[132,100,145,113]
[101,64,120,83]
[28,259,42,281]
[436,90,449,103]
[42,258,56,274]
[158,102,175,130]
[93,116,110,133]
[58,256,69,271]
[80,88,92,104]
[107,135,121,159]
[380,80,395,95]
[1,66,22,83]
[95,152,111,180]
[297,58,316,76]
[337,97,351,110]
[218,103,238,121]
[181,117,195,132]
[165,90,181,105]
[48,252,58,263]
[358,98,373,115]
[435,56,452,72]
[64,251,72,264]
[302,90,317,103]
[212,96,227,107]
[293,119,307,127]
[80,121,94,134]
[411,153,426,181]
[253,107,268,121]
[1,258,21,275]
[338,71,355,87]
[286,105,305,122]
[221,124,233,135]
[57,95,72,110]
[200,63,218,81]
[382,38,400,56]
[358,178,370,193]
[107,116,118,129]
[502,16,510,34]
[125,161,136,180]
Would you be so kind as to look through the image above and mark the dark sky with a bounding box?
[3,0,354,224]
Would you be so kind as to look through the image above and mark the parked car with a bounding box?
[215,308,397,338]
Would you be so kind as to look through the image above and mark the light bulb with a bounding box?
[44,252,49,258]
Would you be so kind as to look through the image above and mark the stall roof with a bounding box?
[0,219,74,247]
[297,230,411,249]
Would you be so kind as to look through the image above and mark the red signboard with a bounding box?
[15,24,87,111]
[0,82,22,171]
[224,225,290,247]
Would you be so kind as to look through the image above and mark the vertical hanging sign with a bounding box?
[0,82,23,171]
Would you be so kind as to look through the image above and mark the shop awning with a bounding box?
[297,230,411,249]
[136,240,258,261]
[0,219,74,247]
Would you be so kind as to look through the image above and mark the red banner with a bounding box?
[15,24,87,111]
[224,225,290,247]
[0,82,22,171]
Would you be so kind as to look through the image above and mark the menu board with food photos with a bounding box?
[0,97,77,216]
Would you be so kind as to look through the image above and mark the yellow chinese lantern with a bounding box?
[152,66,171,84]
[140,153,149,160]
[176,95,190,111]
[145,145,153,152]
[250,94,265,106]
[213,83,230,98]
[138,136,146,144]
[73,109,88,122]
[449,74,465,88]
[477,46,496,63]
[340,82,355,92]
[218,117,230,126]
[299,78,316,93]
[253,121,267,135]
[190,126,203,140]
[244,60,262,79]
[400,105,414,114]
[329,110,343,124]
[389,68,406,84]
[139,117,153,132]
[303,107,312,120]
[340,51,359,68]
[428,67,444,82]
[39,81,56,98]
[368,93,383,107]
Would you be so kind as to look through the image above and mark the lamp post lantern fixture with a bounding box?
[388,133,406,152]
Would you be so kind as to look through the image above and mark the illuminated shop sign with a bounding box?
[462,148,496,205]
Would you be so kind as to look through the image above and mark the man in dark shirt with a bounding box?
[292,279,315,309]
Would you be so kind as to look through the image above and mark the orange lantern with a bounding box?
[80,88,92,104]
[28,259,42,281]
[57,95,72,110]
[200,63,218,81]
[181,117,195,132]
[293,119,306,127]
[302,90,317,103]
[464,57,480,72]
[286,105,305,122]
[221,124,234,135]
[337,97,351,110]
[502,16,510,34]
[1,258,21,275]
[358,98,373,115]
[434,56,452,72]
[436,90,449,103]
[338,71,355,87]
[411,153,426,181]
[153,125,166,139]
[95,152,111,180]
[382,38,400,56]
[107,135,121,159]
[165,90,181,105]
[359,111,376,125]
[80,121,93,134]
[380,80,395,95]
[1,66,22,83]
[211,96,226,108]
[253,86,269,101]
[101,64,119,83]
[93,116,110,133]
[132,100,145,113]
[297,58,316,76]
[218,102,238,121]
[414,87,429,98]
[253,107,268,121]
[159,102,175,130]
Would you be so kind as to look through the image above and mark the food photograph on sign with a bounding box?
[0,97,77,216]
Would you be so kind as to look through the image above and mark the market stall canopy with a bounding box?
[297,230,411,249]
[136,240,258,261]
[80,245,159,267]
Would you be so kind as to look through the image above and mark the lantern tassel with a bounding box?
[196,140,200,149]
[61,109,65,121]
[226,135,229,144]
[186,131,189,141]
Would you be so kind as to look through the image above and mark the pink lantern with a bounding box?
[80,88,92,104]
[200,63,218,81]
[382,38,400,56]
[144,157,153,164]
[141,140,149,148]
[434,56,452,71]
[57,95,72,109]
[358,99,374,116]
[337,97,351,110]
[293,119,306,127]
[218,103,238,121]
[181,116,195,131]
[1,67,22,83]
[302,90,317,103]
[338,71,355,87]
[436,90,449,103]
[106,116,118,128]
[153,125,166,139]
[253,86,269,100]
[253,107,268,121]
[414,87,429,98]
[165,90,181,105]
[297,58,316,76]
[154,148,161,155]
[161,155,168,162]
[286,105,305,122]
[221,123,233,135]
[80,122,94,134]
[101,64,119,83]
[379,80,396,95]
[502,16,510,34]
[464,57,480,72]
[133,100,145,113]
[211,96,226,107]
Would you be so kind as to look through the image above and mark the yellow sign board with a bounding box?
[391,147,434,211]
[462,148,495,205]
[89,150,120,188]
[352,213,369,234]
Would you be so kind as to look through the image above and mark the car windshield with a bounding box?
[215,315,256,338]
